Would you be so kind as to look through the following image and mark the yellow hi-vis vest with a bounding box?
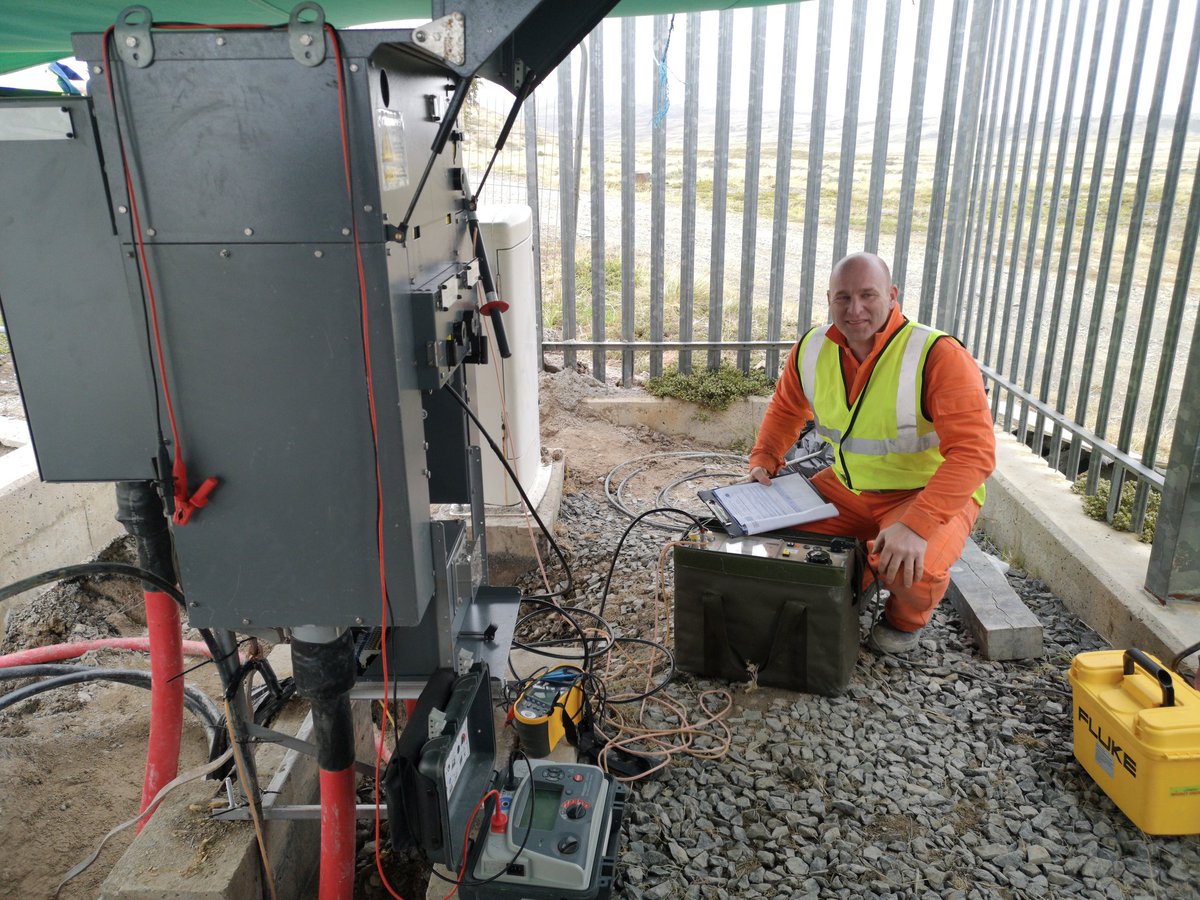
[797,320,986,505]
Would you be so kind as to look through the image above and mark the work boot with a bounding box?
[869,618,921,655]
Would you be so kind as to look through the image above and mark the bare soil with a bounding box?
[0,365,712,898]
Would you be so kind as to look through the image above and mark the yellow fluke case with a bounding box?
[512,665,585,758]
[1069,649,1200,835]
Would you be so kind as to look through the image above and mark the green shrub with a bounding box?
[645,363,774,411]
[1070,475,1159,543]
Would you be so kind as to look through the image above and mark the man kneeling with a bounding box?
[749,252,996,654]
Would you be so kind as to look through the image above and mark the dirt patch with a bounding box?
[0,352,22,420]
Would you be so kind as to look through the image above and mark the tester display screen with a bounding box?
[518,785,563,831]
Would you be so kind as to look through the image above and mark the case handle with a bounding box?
[1123,648,1175,708]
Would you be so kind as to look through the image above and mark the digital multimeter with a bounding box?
[460,759,626,900]
[512,665,585,758]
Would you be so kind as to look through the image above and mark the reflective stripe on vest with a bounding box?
[796,320,986,505]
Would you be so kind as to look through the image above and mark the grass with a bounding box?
[1071,475,1160,543]
[644,362,774,411]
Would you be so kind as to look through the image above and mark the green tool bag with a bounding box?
[672,530,861,696]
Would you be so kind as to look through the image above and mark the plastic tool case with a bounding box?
[673,530,860,696]
[1069,649,1200,835]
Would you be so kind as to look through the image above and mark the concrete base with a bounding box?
[100,645,376,899]
[980,430,1200,667]
[0,415,123,620]
[582,395,769,451]
[947,538,1043,660]
[479,452,566,567]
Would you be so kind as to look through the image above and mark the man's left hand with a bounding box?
[873,522,927,589]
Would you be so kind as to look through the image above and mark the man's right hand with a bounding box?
[748,466,773,486]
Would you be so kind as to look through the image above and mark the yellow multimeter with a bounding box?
[512,665,585,758]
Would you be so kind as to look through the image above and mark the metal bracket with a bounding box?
[288,2,327,67]
[411,13,466,66]
[243,722,376,776]
[114,6,154,69]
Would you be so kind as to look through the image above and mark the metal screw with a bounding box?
[422,469,431,478]
[125,36,138,48]
[93,65,103,74]
[415,30,427,41]
[219,249,231,258]
[189,601,199,607]
[146,227,156,237]
[363,204,374,213]
[244,227,254,236]
[242,618,251,625]
[423,442,429,450]
[314,249,324,258]
[354,617,364,625]
[299,33,314,46]
[341,227,351,236]
[349,63,359,73]
[216,36,226,47]
[117,205,128,214]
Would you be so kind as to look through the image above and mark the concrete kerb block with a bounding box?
[947,539,1043,660]
[483,452,566,564]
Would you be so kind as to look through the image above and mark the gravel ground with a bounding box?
[523,484,1200,900]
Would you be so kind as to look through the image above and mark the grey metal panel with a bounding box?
[935,0,993,333]
[766,3,802,375]
[621,16,636,386]
[832,0,867,263]
[917,0,970,325]
[589,28,606,382]
[678,13,701,375]
[708,9,735,369]
[152,243,432,629]
[558,59,577,369]
[1144,145,1200,568]
[798,0,834,334]
[0,96,159,482]
[0,105,73,140]
[1070,0,1154,483]
[864,0,901,255]
[892,0,935,299]
[736,7,768,374]
[650,16,668,379]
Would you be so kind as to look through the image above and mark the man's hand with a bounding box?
[873,522,927,589]
[747,466,773,486]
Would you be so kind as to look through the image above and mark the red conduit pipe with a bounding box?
[0,637,211,669]
[138,590,186,828]
[319,766,358,900]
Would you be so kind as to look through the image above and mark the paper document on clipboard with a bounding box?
[698,472,839,537]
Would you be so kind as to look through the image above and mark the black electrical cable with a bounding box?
[511,597,614,668]
[0,665,227,758]
[1170,639,1200,675]
[596,506,704,621]
[443,383,574,601]
[0,563,185,607]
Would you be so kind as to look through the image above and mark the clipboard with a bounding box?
[698,471,839,537]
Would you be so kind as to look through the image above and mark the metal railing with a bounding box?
[461,0,1200,597]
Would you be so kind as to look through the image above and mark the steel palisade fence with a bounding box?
[460,0,1200,600]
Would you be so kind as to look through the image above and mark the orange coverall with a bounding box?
[750,305,997,631]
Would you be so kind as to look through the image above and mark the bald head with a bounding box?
[826,252,899,361]
[829,252,892,289]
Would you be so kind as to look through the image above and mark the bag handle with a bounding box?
[1123,648,1175,708]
